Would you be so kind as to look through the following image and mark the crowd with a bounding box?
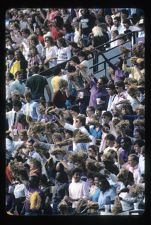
[5,8,145,216]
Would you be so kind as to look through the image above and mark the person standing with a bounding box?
[25,66,51,103]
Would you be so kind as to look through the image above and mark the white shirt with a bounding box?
[111,24,125,34]
[21,38,30,60]
[111,91,128,110]
[119,192,135,211]
[139,154,145,175]
[127,94,140,111]
[36,42,45,59]
[57,47,71,63]
[22,100,39,120]
[45,45,58,68]
[69,179,89,208]
[14,183,27,198]
[6,110,22,130]
[6,137,15,155]
[107,94,116,112]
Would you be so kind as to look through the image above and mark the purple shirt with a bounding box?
[24,188,44,212]
[89,80,109,108]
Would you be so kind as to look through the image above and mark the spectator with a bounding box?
[25,66,51,102]
[57,37,72,64]
[89,77,109,109]
[44,36,58,69]
[10,49,28,79]
[98,177,116,210]
[52,79,69,108]
[123,154,142,184]
[10,70,26,97]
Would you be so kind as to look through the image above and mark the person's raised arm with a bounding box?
[101,53,116,71]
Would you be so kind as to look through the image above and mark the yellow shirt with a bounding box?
[122,63,144,81]
[51,76,61,93]
[10,60,20,78]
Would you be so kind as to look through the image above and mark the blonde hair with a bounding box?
[92,26,103,37]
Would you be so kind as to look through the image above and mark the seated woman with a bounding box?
[89,174,101,202]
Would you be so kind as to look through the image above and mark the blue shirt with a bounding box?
[90,127,102,139]
[98,187,116,209]
[91,188,101,202]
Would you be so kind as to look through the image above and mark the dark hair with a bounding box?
[103,123,110,129]
[18,114,28,125]
[105,134,115,141]
[64,114,73,124]
[6,49,14,56]
[45,36,55,45]
[100,177,111,191]
[55,171,68,183]
[21,28,30,36]
[6,72,14,80]
[115,80,125,89]
[69,41,78,48]
[25,91,32,98]
[18,169,29,182]
[102,111,113,120]
[66,63,76,72]
[123,18,131,26]
[88,145,99,153]
[70,56,80,64]
[30,65,39,74]
[78,50,87,60]
[114,16,121,23]
[70,105,80,114]
[128,154,139,163]
[54,15,64,28]
[40,174,48,185]
[64,129,73,137]
[86,106,95,113]
[29,45,38,53]
[27,137,35,144]
[133,139,145,147]
[29,176,40,188]
[96,105,103,112]
[107,83,115,90]
[71,168,82,177]
[12,99,22,109]
[54,65,62,75]
[57,37,67,47]
[134,128,145,139]
[77,115,86,126]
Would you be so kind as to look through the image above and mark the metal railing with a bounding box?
[40,30,143,79]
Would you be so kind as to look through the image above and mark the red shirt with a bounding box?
[6,164,13,184]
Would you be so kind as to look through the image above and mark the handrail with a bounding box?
[39,30,143,78]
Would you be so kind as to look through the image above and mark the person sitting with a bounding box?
[98,177,116,210]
